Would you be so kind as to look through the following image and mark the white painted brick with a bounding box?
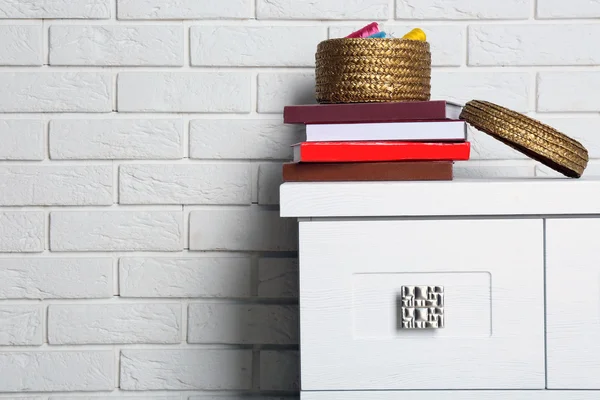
[120,257,251,298]
[396,0,529,19]
[189,207,298,251]
[329,25,464,66]
[188,303,298,344]
[258,0,388,19]
[431,72,531,112]
[0,0,110,18]
[258,163,283,205]
[260,350,299,391]
[0,25,41,65]
[190,119,303,160]
[0,166,112,206]
[0,258,112,299]
[538,72,600,112]
[453,161,536,178]
[50,211,182,251]
[468,125,528,160]
[536,116,600,158]
[119,164,251,205]
[52,397,179,400]
[0,351,113,392]
[117,0,252,19]
[0,120,43,160]
[0,73,112,112]
[120,349,252,390]
[469,24,600,66]
[258,73,316,113]
[118,72,251,113]
[50,119,182,160]
[0,397,41,400]
[50,25,183,66]
[258,258,299,298]
[191,26,325,67]
[0,305,42,345]
[537,0,600,18]
[0,212,44,253]
[48,304,181,344]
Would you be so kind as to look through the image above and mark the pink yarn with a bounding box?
[345,22,379,38]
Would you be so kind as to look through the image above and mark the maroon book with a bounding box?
[284,101,463,125]
[282,161,453,182]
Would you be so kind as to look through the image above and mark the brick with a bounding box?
[258,163,283,205]
[0,305,42,345]
[52,397,179,400]
[188,304,298,344]
[0,212,44,253]
[431,72,530,112]
[396,0,529,19]
[0,120,43,160]
[330,25,464,66]
[0,25,42,65]
[0,258,112,299]
[48,303,181,344]
[536,116,600,158]
[469,24,600,66]
[118,72,250,112]
[0,73,112,112]
[189,207,298,251]
[117,0,252,19]
[258,258,299,298]
[190,119,302,160]
[50,25,183,66]
[0,351,113,392]
[50,119,182,160]
[468,125,528,160]
[538,72,600,112]
[120,257,251,298]
[50,211,182,251]
[258,73,316,113]
[258,0,388,19]
[260,351,299,391]
[537,0,600,18]
[0,165,112,206]
[0,397,41,400]
[120,349,252,390]
[0,0,110,18]
[454,161,535,178]
[119,164,251,205]
[191,26,325,67]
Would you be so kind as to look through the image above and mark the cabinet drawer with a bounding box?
[298,218,544,391]
[547,218,600,389]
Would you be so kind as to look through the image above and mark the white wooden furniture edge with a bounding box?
[280,178,600,217]
[302,391,600,399]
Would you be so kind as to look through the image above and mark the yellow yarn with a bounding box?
[402,28,426,41]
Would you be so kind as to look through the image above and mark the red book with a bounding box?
[292,141,471,163]
[284,101,462,125]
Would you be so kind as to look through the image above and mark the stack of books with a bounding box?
[282,101,470,182]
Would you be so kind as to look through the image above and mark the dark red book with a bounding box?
[292,141,471,163]
[284,101,462,125]
[282,161,453,182]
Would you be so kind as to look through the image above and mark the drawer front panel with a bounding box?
[299,218,544,390]
[546,218,600,389]
[301,391,600,400]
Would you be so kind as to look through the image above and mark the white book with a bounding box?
[305,120,467,142]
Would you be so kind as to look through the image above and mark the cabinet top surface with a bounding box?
[280,177,600,218]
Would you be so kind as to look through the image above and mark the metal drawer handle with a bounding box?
[400,285,444,329]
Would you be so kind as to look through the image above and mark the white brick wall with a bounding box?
[0,1,597,398]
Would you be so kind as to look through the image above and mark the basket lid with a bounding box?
[459,100,589,178]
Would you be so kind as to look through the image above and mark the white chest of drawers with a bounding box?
[280,178,600,399]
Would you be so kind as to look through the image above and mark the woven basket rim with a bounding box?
[460,100,589,178]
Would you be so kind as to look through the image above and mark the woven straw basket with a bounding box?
[315,38,432,104]
[460,100,589,178]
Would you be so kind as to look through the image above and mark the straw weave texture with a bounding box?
[315,38,432,103]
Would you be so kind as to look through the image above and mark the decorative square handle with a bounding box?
[400,285,444,329]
